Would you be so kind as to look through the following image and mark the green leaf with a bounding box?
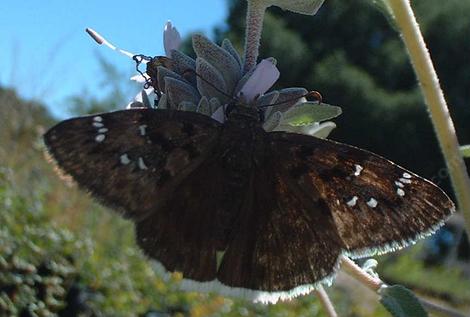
[264,0,325,15]
[281,102,342,126]
[380,285,428,317]
[461,145,470,157]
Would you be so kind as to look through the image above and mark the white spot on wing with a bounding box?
[120,154,131,165]
[354,164,363,176]
[93,122,104,128]
[347,196,358,207]
[95,134,105,142]
[399,178,412,184]
[93,116,103,122]
[395,181,404,188]
[98,128,108,133]
[403,172,412,179]
[397,188,405,197]
[138,157,148,170]
[139,124,147,136]
[367,198,378,208]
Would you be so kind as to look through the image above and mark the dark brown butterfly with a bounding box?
[43,102,454,303]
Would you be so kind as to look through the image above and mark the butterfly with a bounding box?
[43,101,454,303]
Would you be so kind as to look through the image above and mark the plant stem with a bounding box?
[315,285,338,317]
[386,0,470,235]
[243,0,267,73]
[341,256,383,291]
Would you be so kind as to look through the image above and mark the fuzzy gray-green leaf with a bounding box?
[165,77,200,109]
[196,57,229,103]
[281,102,342,126]
[263,111,282,131]
[222,38,242,68]
[157,66,185,93]
[209,98,222,114]
[380,285,428,317]
[140,90,151,108]
[310,122,336,138]
[170,50,197,85]
[266,0,325,15]
[179,101,198,112]
[157,94,168,109]
[271,87,308,113]
[257,90,280,118]
[197,97,211,115]
[193,34,241,93]
[257,90,280,107]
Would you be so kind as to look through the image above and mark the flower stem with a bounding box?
[387,0,470,235]
[243,0,267,73]
[314,285,338,317]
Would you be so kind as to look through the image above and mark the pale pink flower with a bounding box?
[164,21,182,57]
[239,59,280,102]
[211,105,226,123]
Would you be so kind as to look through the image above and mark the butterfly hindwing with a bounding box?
[269,132,455,257]
[44,109,222,221]
[217,153,344,292]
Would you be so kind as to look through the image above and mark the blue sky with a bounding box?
[0,1,228,118]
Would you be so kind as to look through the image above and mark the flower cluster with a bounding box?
[127,21,341,138]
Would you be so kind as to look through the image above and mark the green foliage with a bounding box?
[379,247,470,304]
[0,168,90,316]
[380,285,428,317]
[461,145,470,158]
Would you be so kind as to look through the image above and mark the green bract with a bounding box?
[280,102,342,126]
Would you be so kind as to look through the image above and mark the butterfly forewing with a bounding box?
[269,132,455,257]
[44,109,222,221]
[135,148,251,282]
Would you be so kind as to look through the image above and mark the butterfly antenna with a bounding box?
[182,69,237,102]
[258,90,323,109]
[86,28,138,60]
[86,28,157,91]
[132,54,155,90]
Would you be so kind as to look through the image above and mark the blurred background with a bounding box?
[1,0,469,316]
